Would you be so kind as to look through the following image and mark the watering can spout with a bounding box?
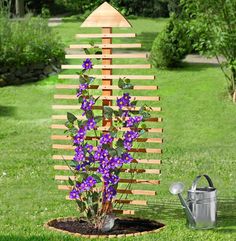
[169,182,196,226]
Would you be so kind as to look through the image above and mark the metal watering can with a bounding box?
[169,174,217,229]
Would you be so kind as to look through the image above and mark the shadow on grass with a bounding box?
[0,105,16,117]
[134,198,236,233]
[0,236,51,241]
[216,198,236,233]
[136,32,158,51]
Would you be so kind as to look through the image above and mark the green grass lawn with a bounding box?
[0,18,236,240]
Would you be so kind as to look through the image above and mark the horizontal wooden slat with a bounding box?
[114,199,147,205]
[112,209,135,215]
[65,54,147,59]
[59,74,155,80]
[51,135,163,143]
[52,105,161,112]
[52,114,162,122]
[56,84,158,90]
[53,144,162,154]
[61,64,151,69]
[69,43,141,49]
[54,95,159,101]
[52,155,161,164]
[54,165,160,174]
[58,184,156,196]
[51,124,163,133]
[76,33,136,38]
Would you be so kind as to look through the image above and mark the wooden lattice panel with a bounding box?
[52,2,162,215]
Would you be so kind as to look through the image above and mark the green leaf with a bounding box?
[69,161,77,167]
[79,75,88,84]
[84,48,90,55]
[108,148,117,157]
[85,110,94,119]
[89,40,95,46]
[67,112,77,123]
[94,116,103,123]
[91,174,102,183]
[77,120,83,128]
[104,106,113,119]
[141,123,147,129]
[65,120,73,129]
[118,78,124,89]
[124,78,130,84]
[117,138,124,148]
[68,177,74,186]
[78,96,84,103]
[116,147,124,157]
[130,100,138,106]
[76,200,86,212]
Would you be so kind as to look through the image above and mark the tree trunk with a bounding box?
[233,90,236,103]
[15,0,24,17]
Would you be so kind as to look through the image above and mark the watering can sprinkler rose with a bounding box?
[170,174,217,229]
[64,57,152,232]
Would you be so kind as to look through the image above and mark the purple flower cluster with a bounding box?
[81,98,95,115]
[123,130,139,150]
[116,93,131,109]
[100,133,113,145]
[77,83,89,97]
[103,186,117,201]
[82,58,93,70]
[125,116,143,127]
[69,176,97,199]
[69,59,149,205]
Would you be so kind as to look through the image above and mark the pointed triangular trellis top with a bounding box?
[52,2,163,215]
[81,2,132,28]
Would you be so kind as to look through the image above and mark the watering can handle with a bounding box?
[191,174,214,191]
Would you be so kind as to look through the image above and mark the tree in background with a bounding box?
[182,0,236,101]
[15,0,24,17]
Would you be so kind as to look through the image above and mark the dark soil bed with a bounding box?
[47,217,165,235]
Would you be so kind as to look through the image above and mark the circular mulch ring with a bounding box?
[45,217,165,238]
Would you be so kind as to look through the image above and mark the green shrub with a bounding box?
[150,16,191,68]
[0,14,64,68]
[0,14,65,86]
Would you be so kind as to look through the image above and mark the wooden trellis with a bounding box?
[52,2,162,215]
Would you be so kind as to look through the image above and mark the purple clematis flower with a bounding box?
[74,127,87,144]
[125,116,143,127]
[77,83,89,97]
[121,152,133,163]
[81,98,95,115]
[69,189,80,199]
[87,118,96,130]
[82,58,93,70]
[103,186,117,202]
[84,143,93,153]
[100,133,114,145]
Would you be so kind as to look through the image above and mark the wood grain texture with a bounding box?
[57,184,156,196]
[52,105,161,111]
[61,64,150,69]
[58,74,155,80]
[76,33,135,38]
[81,2,132,28]
[51,124,163,133]
[69,43,141,49]
[65,54,147,59]
[56,84,158,90]
[52,155,161,164]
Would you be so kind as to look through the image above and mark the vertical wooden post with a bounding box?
[101,27,113,213]
[102,27,113,126]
